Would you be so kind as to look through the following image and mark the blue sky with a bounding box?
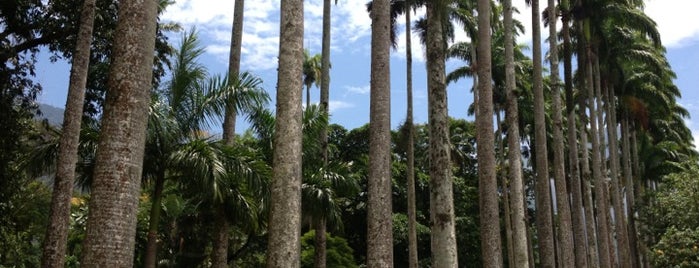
[36,0,699,145]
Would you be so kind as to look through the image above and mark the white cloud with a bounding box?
[329,100,355,113]
[345,85,370,95]
[644,0,699,48]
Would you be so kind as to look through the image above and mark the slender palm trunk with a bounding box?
[80,0,158,265]
[317,4,332,264]
[562,4,588,265]
[603,82,631,267]
[426,2,457,267]
[367,0,393,266]
[313,218,327,268]
[213,1,246,265]
[41,0,96,267]
[496,112,514,268]
[405,4,419,268]
[546,1,576,266]
[586,51,612,268]
[266,0,304,266]
[476,0,503,267]
[531,1,555,266]
[144,174,165,268]
[577,35,600,267]
[503,0,529,265]
[211,208,230,268]
[621,115,639,267]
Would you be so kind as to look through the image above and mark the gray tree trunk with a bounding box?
[476,0,503,266]
[222,0,245,144]
[367,0,393,266]
[621,115,640,268]
[603,82,631,267]
[546,1,576,266]
[586,52,612,268]
[503,0,530,266]
[561,3,589,266]
[266,0,304,266]
[426,2,458,267]
[531,1,555,266]
[41,0,96,267]
[404,3,419,267]
[80,0,158,265]
[313,218,327,268]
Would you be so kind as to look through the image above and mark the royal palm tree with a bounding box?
[425,0,458,266]
[367,0,393,265]
[80,0,158,265]
[41,0,96,266]
[475,0,503,266]
[529,0,555,266]
[303,50,322,108]
[545,1,576,266]
[266,0,304,265]
[502,0,529,266]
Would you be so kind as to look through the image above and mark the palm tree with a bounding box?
[303,50,322,108]
[475,0,503,267]
[502,0,529,266]
[545,1,575,266]
[529,0,555,266]
[266,0,304,266]
[142,30,269,268]
[560,1,588,266]
[403,1,418,267]
[41,0,96,266]
[80,0,158,265]
[222,0,245,145]
[367,0,393,266]
[425,0,458,266]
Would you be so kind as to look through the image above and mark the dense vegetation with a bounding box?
[1,0,697,267]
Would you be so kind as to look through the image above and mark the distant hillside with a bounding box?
[36,103,65,126]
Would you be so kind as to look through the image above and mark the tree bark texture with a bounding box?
[313,219,327,268]
[41,0,96,267]
[222,0,245,144]
[426,2,458,267]
[621,116,640,268]
[503,0,530,266]
[476,0,503,266]
[211,208,231,268]
[587,52,612,268]
[266,0,304,266]
[562,3,589,265]
[367,0,393,266]
[547,1,576,266]
[144,175,165,268]
[80,0,158,266]
[405,3,419,267]
[531,1,555,266]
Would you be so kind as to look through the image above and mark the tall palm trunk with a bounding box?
[266,0,304,266]
[144,173,165,268]
[404,3,419,267]
[367,0,393,266]
[603,82,631,267]
[621,114,639,267]
[577,33,600,267]
[561,2,588,265]
[531,0,555,266]
[223,0,245,143]
[212,1,246,265]
[80,0,158,265]
[503,0,529,266]
[586,51,612,268]
[496,112,514,268]
[313,218,327,268]
[41,0,96,267]
[426,1,457,267]
[476,0,503,267]
[547,1,576,266]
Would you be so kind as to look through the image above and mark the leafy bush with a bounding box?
[300,230,358,268]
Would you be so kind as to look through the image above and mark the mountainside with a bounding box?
[36,103,65,126]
